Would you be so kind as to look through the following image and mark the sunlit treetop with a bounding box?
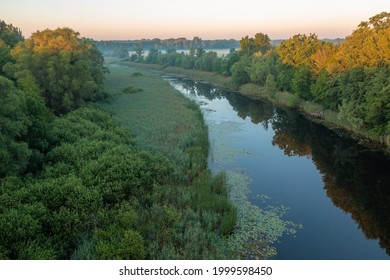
[24,28,91,54]
[240,33,272,56]
[358,11,390,30]
[276,33,324,71]
[337,11,390,69]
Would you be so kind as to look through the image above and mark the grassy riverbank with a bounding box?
[99,60,238,259]
[117,60,389,149]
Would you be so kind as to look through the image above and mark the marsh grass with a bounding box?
[102,64,209,174]
[273,91,301,108]
[100,62,238,258]
[123,86,143,94]
[302,101,324,113]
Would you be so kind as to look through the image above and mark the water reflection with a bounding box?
[168,77,390,257]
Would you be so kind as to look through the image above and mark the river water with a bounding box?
[164,75,390,260]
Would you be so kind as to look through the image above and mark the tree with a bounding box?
[0,19,24,48]
[276,33,324,72]
[0,76,31,176]
[265,74,277,97]
[132,44,144,61]
[253,33,272,54]
[145,48,159,64]
[113,47,129,58]
[0,75,53,177]
[5,28,106,114]
[291,67,313,100]
[240,33,271,57]
[0,39,12,74]
[230,55,251,88]
[335,12,390,70]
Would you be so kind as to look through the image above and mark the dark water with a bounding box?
[164,76,390,260]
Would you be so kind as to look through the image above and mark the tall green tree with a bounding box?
[240,33,271,56]
[5,28,106,114]
[0,19,24,48]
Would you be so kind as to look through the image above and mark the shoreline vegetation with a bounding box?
[98,62,240,259]
[101,60,302,259]
[105,12,389,150]
[114,59,390,151]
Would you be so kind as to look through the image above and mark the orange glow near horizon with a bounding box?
[1,0,388,40]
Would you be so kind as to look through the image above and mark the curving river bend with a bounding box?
[164,75,390,260]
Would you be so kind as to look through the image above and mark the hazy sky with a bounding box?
[0,0,388,40]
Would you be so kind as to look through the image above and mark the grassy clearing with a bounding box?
[100,61,238,259]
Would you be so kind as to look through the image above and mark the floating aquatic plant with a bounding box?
[224,170,302,259]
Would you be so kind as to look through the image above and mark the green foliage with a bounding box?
[94,227,146,260]
[0,39,12,74]
[337,67,390,138]
[123,85,143,94]
[276,33,324,72]
[194,51,221,72]
[82,146,172,205]
[265,74,277,97]
[5,28,106,114]
[191,173,237,235]
[101,65,238,259]
[0,75,53,176]
[0,19,24,48]
[145,48,159,64]
[240,33,271,56]
[132,43,144,62]
[113,47,129,58]
[230,55,251,88]
[136,12,390,144]
[337,12,390,69]
[291,67,313,100]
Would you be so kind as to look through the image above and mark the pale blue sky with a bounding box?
[0,0,388,39]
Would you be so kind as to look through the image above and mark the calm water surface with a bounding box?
[164,76,390,260]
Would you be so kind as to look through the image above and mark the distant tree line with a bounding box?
[94,37,240,56]
[137,12,389,144]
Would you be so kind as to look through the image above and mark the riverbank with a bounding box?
[116,59,389,150]
[99,61,238,259]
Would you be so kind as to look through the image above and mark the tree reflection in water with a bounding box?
[170,76,390,256]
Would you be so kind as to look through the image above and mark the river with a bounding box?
[164,75,390,260]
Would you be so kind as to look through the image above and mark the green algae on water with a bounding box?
[225,170,303,259]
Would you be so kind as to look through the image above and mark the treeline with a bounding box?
[138,12,390,144]
[94,37,239,56]
[0,20,236,259]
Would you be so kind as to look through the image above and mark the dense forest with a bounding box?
[0,20,236,259]
[133,12,389,145]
